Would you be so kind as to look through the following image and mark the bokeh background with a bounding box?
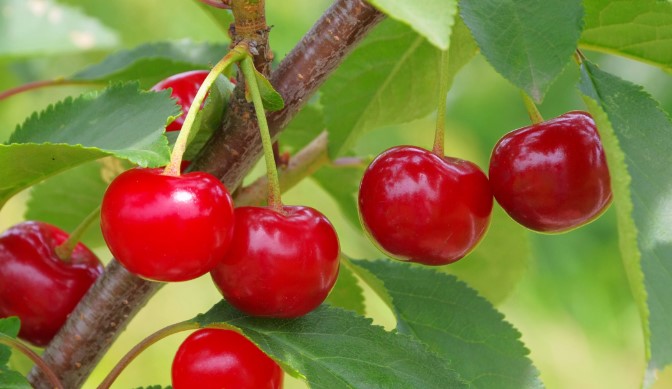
[1,0,672,388]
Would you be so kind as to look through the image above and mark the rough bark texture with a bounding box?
[28,1,384,387]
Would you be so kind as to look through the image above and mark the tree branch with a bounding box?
[28,1,384,387]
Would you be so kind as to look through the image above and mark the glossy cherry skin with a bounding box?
[211,206,340,318]
[0,221,103,347]
[172,329,283,389]
[151,70,209,132]
[358,146,493,265]
[489,111,612,233]
[100,167,235,282]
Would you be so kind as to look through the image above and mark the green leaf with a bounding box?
[312,165,364,230]
[460,0,583,102]
[280,103,325,153]
[0,367,30,389]
[367,0,458,50]
[244,66,284,112]
[579,61,672,371]
[0,83,175,208]
[132,386,172,389]
[194,302,467,388]
[581,0,672,70]
[441,206,532,305]
[324,259,365,315]
[194,3,234,33]
[24,161,107,249]
[0,0,118,58]
[0,318,20,366]
[71,40,230,88]
[322,17,476,158]
[348,259,542,389]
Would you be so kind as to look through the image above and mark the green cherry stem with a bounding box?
[520,91,544,125]
[163,46,247,176]
[0,333,64,389]
[97,321,199,389]
[432,49,450,156]
[240,54,283,212]
[54,205,101,262]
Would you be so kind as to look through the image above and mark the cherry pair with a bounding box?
[359,111,611,265]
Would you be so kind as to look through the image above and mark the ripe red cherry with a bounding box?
[151,70,209,132]
[172,328,283,389]
[100,167,234,282]
[0,221,103,346]
[489,111,612,233]
[211,206,340,317]
[358,146,493,265]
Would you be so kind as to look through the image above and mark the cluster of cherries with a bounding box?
[0,69,611,388]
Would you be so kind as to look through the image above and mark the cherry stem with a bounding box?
[196,0,231,9]
[163,45,247,176]
[0,333,64,389]
[520,91,544,125]
[54,206,101,262]
[432,49,450,156]
[97,321,199,389]
[240,54,284,212]
[0,79,102,102]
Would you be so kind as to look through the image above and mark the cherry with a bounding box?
[172,328,283,389]
[358,146,493,265]
[0,221,103,347]
[211,206,340,318]
[151,70,210,132]
[100,167,234,282]
[489,111,612,233]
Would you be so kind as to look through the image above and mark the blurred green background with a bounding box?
[2,0,672,388]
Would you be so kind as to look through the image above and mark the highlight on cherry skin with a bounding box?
[172,328,284,389]
[150,70,210,132]
[100,167,235,282]
[358,146,493,266]
[0,221,103,347]
[211,205,340,318]
[488,111,612,233]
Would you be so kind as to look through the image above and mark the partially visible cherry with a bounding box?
[358,146,493,265]
[211,206,340,318]
[172,328,283,389]
[100,167,235,282]
[489,111,612,233]
[0,221,103,347]
[151,70,209,132]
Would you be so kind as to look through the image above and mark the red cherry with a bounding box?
[358,146,493,265]
[100,167,234,282]
[489,111,612,233]
[211,206,340,318]
[0,221,103,346]
[172,328,283,389]
[151,70,209,132]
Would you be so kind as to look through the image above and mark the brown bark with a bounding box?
[28,1,384,387]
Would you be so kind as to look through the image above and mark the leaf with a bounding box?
[132,386,172,389]
[324,259,365,315]
[441,205,532,305]
[70,40,230,88]
[581,0,672,71]
[0,368,30,389]
[0,83,176,208]
[312,165,364,231]
[367,0,458,50]
[195,2,234,33]
[194,302,467,388]
[460,0,583,102]
[322,17,476,158]
[24,161,107,249]
[280,103,325,153]
[0,0,118,58]
[348,259,543,389]
[579,60,672,371]
[0,318,20,366]
[244,66,284,112]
